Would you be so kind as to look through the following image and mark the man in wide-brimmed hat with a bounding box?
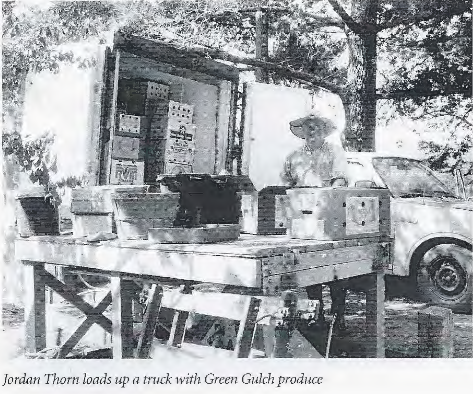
[281,112,348,330]
[281,113,348,188]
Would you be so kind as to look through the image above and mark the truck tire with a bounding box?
[416,244,472,314]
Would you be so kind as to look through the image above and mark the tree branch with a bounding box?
[299,14,345,29]
[119,33,344,95]
[377,3,471,31]
[376,87,472,99]
[326,0,364,33]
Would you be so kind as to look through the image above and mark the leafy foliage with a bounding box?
[2,0,471,180]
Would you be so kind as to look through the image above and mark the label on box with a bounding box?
[112,136,140,160]
[168,101,194,123]
[110,160,144,185]
[167,121,195,142]
[345,196,379,235]
[146,82,170,100]
[165,139,195,164]
[118,114,141,134]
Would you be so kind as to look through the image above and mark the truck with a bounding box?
[20,32,472,313]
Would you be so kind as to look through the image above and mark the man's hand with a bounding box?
[331,177,347,187]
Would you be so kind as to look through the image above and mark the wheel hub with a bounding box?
[430,257,466,297]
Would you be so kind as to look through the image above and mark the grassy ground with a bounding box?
[2,287,472,359]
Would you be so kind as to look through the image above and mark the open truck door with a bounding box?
[240,82,345,190]
[22,33,240,187]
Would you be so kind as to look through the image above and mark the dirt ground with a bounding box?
[2,288,472,359]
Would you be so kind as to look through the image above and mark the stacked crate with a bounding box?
[240,186,289,235]
[115,79,196,183]
[147,100,196,178]
[113,80,172,184]
[105,113,146,185]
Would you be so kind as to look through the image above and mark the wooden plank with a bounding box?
[58,291,112,358]
[264,259,374,294]
[265,244,381,275]
[167,311,190,347]
[15,234,390,257]
[23,262,46,353]
[364,272,385,358]
[110,276,135,359]
[86,45,109,186]
[234,297,261,358]
[105,49,121,184]
[160,290,314,325]
[15,239,261,288]
[225,81,239,172]
[215,80,232,174]
[39,267,112,333]
[418,306,454,358]
[136,284,164,358]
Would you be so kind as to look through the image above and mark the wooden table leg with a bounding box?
[24,261,47,353]
[111,276,135,359]
[234,296,261,358]
[136,284,163,359]
[365,272,385,358]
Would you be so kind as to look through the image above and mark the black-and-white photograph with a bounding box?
[2,0,472,377]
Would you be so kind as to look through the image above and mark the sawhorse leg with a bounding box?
[364,272,385,358]
[24,261,47,353]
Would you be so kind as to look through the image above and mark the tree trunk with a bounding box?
[344,0,378,152]
[255,10,269,83]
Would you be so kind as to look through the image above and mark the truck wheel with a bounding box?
[416,244,472,314]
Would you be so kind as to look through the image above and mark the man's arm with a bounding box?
[329,143,349,187]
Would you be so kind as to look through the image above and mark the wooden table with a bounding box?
[15,234,392,359]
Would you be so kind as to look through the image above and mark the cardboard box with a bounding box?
[240,186,288,235]
[71,185,147,214]
[168,100,194,124]
[286,187,391,240]
[117,79,170,114]
[118,114,143,135]
[112,135,141,160]
[110,159,145,185]
[149,111,196,140]
[72,213,114,237]
[158,162,193,175]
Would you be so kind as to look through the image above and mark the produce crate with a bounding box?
[286,187,391,241]
[15,187,60,237]
[117,79,170,115]
[109,159,145,185]
[111,135,142,160]
[72,214,114,237]
[117,114,143,135]
[112,192,180,239]
[71,185,147,214]
[240,186,288,235]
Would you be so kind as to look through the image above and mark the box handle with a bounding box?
[301,210,313,215]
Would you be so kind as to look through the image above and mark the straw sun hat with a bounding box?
[289,114,337,140]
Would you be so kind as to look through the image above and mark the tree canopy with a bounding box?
[2,0,472,175]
